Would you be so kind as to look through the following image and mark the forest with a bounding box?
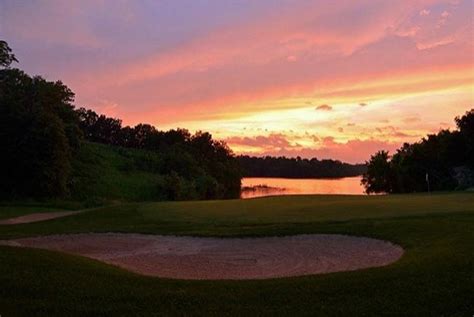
[362,109,474,194]
[238,156,366,178]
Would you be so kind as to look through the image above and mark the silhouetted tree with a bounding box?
[76,107,122,145]
[361,151,392,193]
[0,40,18,68]
[0,69,80,198]
[456,109,474,167]
[363,109,474,193]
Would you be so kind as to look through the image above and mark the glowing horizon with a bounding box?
[1,0,473,163]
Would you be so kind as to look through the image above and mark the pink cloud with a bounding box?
[420,9,431,16]
[225,134,402,163]
[226,133,292,151]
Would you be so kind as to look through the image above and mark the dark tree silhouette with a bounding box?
[0,40,18,67]
[455,109,474,167]
[361,151,392,193]
[0,68,81,198]
[362,109,474,194]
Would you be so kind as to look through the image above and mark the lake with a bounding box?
[241,176,365,198]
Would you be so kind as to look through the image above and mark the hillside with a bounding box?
[70,142,166,202]
[71,142,244,202]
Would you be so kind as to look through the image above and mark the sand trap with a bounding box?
[1,233,403,280]
[0,211,82,225]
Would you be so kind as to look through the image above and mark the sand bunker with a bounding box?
[1,233,403,279]
[0,211,82,225]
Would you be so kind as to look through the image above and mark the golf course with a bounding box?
[1,3,474,314]
[1,192,473,316]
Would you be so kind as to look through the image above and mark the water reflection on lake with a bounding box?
[241,176,365,198]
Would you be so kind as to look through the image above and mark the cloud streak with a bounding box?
[226,134,402,163]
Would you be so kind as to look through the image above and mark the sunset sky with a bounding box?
[1,0,473,163]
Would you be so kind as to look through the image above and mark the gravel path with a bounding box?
[1,233,404,280]
[0,211,83,225]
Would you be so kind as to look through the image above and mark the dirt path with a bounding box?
[0,211,83,225]
[1,233,404,279]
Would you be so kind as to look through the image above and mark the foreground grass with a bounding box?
[0,192,473,316]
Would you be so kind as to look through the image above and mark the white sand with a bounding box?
[0,211,82,225]
[1,233,404,280]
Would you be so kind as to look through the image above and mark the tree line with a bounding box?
[362,109,474,194]
[238,156,366,178]
[0,40,241,201]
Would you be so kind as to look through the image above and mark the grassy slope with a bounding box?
[0,193,473,316]
[71,142,164,202]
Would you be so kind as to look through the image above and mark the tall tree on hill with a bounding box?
[76,108,122,145]
[0,68,80,198]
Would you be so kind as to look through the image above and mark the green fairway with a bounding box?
[1,192,473,316]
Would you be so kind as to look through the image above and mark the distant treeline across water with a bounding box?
[238,156,367,179]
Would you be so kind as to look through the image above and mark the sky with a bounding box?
[1,0,473,163]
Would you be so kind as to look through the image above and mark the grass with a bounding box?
[71,142,165,202]
[0,192,473,316]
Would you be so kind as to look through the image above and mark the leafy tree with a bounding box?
[0,40,18,68]
[76,108,122,145]
[361,151,392,194]
[0,69,80,198]
[362,109,474,193]
[455,109,474,167]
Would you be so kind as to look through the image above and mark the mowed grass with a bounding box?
[0,192,473,316]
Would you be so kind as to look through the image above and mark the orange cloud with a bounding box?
[316,104,333,111]
[225,134,402,163]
